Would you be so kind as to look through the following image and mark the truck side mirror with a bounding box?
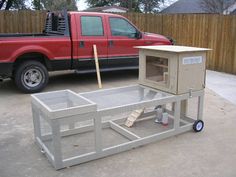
[135,31,142,39]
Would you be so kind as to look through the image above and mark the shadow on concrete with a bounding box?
[0,70,138,95]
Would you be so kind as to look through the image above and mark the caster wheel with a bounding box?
[193,120,204,132]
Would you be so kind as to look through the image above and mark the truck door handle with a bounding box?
[79,41,84,48]
[108,40,113,47]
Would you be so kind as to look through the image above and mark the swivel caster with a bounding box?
[193,120,204,132]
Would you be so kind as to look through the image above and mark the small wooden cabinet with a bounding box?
[137,45,211,95]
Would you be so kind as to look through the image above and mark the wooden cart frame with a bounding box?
[31,85,204,170]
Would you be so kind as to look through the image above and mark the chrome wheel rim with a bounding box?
[23,68,42,87]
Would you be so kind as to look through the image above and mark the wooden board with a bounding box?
[136,45,211,53]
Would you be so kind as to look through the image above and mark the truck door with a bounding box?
[76,15,108,71]
[107,17,145,67]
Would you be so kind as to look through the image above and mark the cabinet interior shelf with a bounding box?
[150,62,168,68]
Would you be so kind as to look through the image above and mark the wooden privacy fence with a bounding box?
[0,11,46,33]
[0,11,236,74]
[123,13,236,74]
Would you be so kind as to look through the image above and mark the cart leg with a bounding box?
[51,120,63,169]
[197,94,204,120]
[181,100,188,116]
[94,115,102,152]
[173,101,181,130]
[68,100,75,130]
[32,105,42,140]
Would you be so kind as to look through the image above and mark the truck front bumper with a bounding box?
[0,62,13,78]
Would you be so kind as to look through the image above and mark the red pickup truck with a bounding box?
[0,11,173,93]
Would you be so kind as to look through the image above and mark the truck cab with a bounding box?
[71,12,172,71]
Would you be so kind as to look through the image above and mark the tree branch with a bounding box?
[5,0,13,10]
[0,0,6,9]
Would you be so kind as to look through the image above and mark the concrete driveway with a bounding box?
[206,70,236,105]
[0,70,236,177]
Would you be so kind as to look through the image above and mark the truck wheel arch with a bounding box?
[13,52,52,73]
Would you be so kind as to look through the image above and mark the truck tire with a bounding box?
[14,61,48,93]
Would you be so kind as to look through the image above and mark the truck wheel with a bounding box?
[14,61,48,93]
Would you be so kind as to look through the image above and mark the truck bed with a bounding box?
[0,33,46,37]
[0,32,64,38]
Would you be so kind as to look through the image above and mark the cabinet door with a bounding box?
[77,15,108,70]
[178,53,206,94]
